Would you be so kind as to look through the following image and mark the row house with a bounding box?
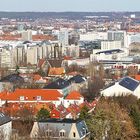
[0,89,85,109]
[0,89,63,107]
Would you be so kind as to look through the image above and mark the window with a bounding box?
[59,130,65,137]
[20,96,24,101]
[59,132,65,137]
[45,130,52,137]
[36,96,42,101]
[73,132,76,137]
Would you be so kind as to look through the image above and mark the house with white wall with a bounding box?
[0,89,63,107]
[101,76,140,98]
[30,119,90,140]
[64,91,84,108]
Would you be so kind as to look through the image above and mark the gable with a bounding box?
[69,123,80,139]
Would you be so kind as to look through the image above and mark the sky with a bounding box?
[0,0,140,12]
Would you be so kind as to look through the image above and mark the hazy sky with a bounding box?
[1,0,140,12]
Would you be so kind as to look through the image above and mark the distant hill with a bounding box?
[0,11,140,19]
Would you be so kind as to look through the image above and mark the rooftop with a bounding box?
[68,74,86,83]
[66,91,83,100]
[48,67,65,76]
[0,89,62,101]
[44,78,70,89]
[96,49,124,55]
[119,77,139,91]
[0,112,11,126]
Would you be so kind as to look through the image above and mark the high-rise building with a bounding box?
[107,31,127,47]
[21,30,32,41]
[27,46,38,65]
[101,40,122,50]
[59,28,69,46]
[0,47,13,68]
[13,46,25,66]
[17,24,24,31]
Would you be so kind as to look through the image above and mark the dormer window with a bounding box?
[45,129,52,137]
[37,96,42,101]
[20,96,24,101]
[59,129,65,137]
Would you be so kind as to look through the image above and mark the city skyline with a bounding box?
[0,0,140,12]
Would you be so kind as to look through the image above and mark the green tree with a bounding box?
[79,105,89,120]
[130,105,140,137]
[112,95,140,137]
[36,108,50,121]
[86,99,137,140]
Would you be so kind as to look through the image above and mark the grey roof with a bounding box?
[96,49,124,55]
[119,77,139,91]
[103,77,139,92]
[76,120,89,138]
[68,75,86,84]
[0,112,11,126]
[0,74,24,85]
[43,78,70,89]
[37,119,89,138]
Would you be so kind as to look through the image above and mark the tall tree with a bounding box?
[36,108,50,121]
[85,98,138,140]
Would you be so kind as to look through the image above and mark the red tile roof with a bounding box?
[48,67,65,76]
[66,91,83,100]
[67,71,80,76]
[0,89,62,101]
[32,35,55,41]
[63,56,72,60]
[0,102,55,116]
[33,74,42,81]
[135,75,140,81]
[50,109,61,119]
[0,34,21,40]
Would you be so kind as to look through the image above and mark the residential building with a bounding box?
[13,46,25,66]
[0,47,14,68]
[48,67,65,77]
[0,89,63,107]
[0,112,12,140]
[80,32,107,41]
[43,78,72,96]
[107,30,127,47]
[101,40,122,50]
[21,30,32,41]
[27,46,38,65]
[91,49,129,64]
[63,44,80,58]
[64,91,84,108]
[68,75,88,91]
[126,33,140,47]
[44,75,87,96]
[59,28,69,46]
[101,77,140,98]
[0,74,24,85]
[30,119,90,140]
